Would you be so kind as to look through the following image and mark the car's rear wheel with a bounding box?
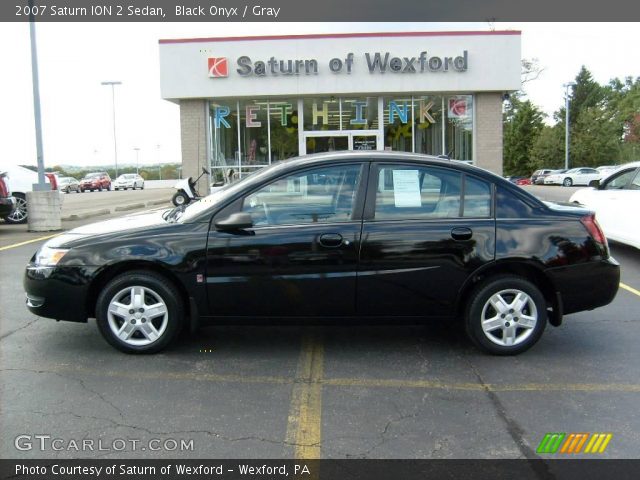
[96,271,184,354]
[563,177,573,187]
[4,192,27,224]
[465,275,547,355]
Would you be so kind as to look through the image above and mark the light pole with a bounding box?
[101,81,122,178]
[133,147,140,175]
[563,82,576,170]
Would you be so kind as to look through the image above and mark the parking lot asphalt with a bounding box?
[1,186,639,460]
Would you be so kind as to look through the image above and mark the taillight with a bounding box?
[581,213,607,247]
[0,176,8,197]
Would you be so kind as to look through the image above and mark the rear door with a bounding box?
[357,162,496,317]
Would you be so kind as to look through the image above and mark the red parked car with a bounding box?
[516,178,532,186]
[80,172,112,192]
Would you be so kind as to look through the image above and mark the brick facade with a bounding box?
[474,92,504,175]
[179,99,209,194]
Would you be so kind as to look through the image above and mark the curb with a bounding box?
[62,209,111,221]
[61,198,171,222]
[115,203,145,212]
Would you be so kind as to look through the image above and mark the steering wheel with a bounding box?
[262,201,274,225]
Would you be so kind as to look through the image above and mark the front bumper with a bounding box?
[547,257,620,315]
[24,265,100,322]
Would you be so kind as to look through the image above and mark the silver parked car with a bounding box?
[58,176,80,193]
[113,174,145,191]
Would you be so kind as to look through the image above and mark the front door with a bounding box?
[357,163,496,317]
[206,163,367,317]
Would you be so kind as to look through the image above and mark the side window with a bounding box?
[496,185,535,218]
[463,176,491,218]
[242,165,361,226]
[603,169,636,190]
[374,165,462,220]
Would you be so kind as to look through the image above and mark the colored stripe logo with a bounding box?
[537,432,612,454]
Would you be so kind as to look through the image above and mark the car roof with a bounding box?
[272,151,498,180]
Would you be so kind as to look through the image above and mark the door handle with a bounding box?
[451,227,473,241]
[319,233,343,248]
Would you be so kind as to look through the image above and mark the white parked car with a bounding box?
[2,165,56,224]
[113,174,144,191]
[544,167,601,187]
[569,161,640,249]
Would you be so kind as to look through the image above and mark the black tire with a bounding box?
[465,275,547,356]
[4,192,27,224]
[95,271,184,354]
[563,177,573,187]
[172,191,190,207]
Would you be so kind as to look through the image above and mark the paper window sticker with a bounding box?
[393,170,422,207]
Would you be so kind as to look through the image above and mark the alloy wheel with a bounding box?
[106,286,169,346]
[480,289,538,347]
[6,195,27,223]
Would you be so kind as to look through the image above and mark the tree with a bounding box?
[503,99,545,175]
[568,66,605,128]
[530,125,565,169]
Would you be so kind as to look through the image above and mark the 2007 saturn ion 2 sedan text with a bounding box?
[24,152,620,355]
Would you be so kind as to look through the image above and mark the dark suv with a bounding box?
[80,172,111,192]
[24,152,619,355]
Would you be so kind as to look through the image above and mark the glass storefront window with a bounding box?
[341,97,378,130]
[383,97,413,152]
[413,95,445,157]
[445,95,473,161]
[303,97,340,131]
[209,94,474,185]
[268,99,299,162]
[210,101,239,184]
[239,100,269,166]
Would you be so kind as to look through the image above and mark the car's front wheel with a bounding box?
[96,271,184,354]
[465,275,547,355]
[563,177,573,187]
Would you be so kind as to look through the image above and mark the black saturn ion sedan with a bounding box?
[24,152,620,355]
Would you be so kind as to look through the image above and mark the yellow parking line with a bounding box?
[620,282,640,298]
[0,233,60,251]
[285,333,324,460]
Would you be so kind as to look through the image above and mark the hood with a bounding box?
[47,210,170,248]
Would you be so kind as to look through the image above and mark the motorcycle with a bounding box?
[171,167,210,207]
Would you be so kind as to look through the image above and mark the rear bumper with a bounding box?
[547,257,620,315]
[23,265,99,322]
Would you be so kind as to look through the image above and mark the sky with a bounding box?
[1,22,638,168]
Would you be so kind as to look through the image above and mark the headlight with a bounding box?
[35,246,69,266]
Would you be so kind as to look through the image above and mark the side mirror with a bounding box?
[589,179,600,188]
[215,212,253,231]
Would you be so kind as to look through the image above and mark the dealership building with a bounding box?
[159,31,521,188]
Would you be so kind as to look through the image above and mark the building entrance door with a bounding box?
[303,131,382,154]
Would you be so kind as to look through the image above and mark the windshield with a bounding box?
[173,165,283,223]
[83,173,101,179]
